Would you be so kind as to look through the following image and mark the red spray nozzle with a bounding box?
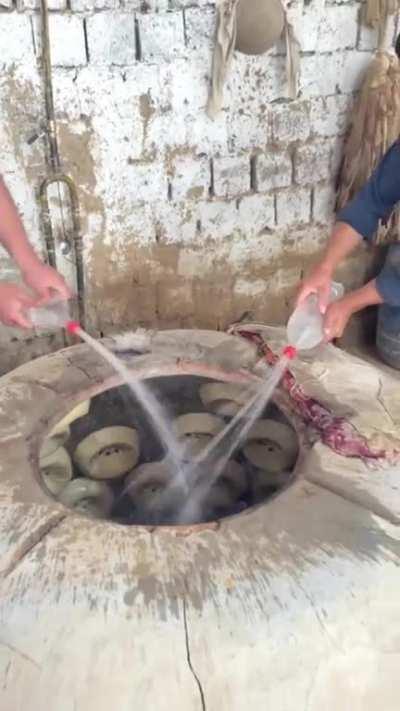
[282,345,297,360]
[66,320,81,335]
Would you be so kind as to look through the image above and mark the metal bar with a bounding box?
[38,0,86,327]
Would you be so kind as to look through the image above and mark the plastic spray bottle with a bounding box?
[28,300,80,335]
[285,281,344,353]
[28,299,72,330]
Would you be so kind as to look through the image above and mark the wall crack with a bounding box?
[1,512,68,579]
[182,597,206,711]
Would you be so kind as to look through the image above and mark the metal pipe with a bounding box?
[38,0,86,327]
[39,0,60,173]
[39,174,85,324]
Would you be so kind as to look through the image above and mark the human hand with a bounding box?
[21,262,72,302]
[323,296,355,342]
[296,263,332,314]
[0,283,36,328]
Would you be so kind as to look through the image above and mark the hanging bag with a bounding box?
[207,0,300,117]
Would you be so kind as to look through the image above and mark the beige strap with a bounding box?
[364,0,400,48]
[283,14,300,100]
[207,0,240,118]
[365,0,399,27]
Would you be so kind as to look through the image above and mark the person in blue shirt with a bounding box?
[297,140,400,341]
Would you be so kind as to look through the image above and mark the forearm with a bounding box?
[319,222,363,275]
[323,279,383,340]
[343,279,383,315]
[0,178,40,271]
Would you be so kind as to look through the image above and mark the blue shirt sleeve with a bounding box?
[337,140,400,241]
[337,141,400,306]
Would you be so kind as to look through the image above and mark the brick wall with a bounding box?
[0,0,398,368]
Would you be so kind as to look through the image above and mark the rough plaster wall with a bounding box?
[0,0,398,370]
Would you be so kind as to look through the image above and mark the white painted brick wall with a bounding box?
[226,53,289,107]
[309,95,352,138]
[0,15,34,66]
[287,2,358,53]
[340,49,375,92]
[213,155,251,198]
[270,102,310,143]
[313,183,336,224]
[144,111,189,156]
[318,5,359,52]
[171,155,210,200]
[139,12,185,63]
[170,0,210,7]
[18,0,67,10]
[0,0,398,341]
[123,0,168,10]
[257,149,292,191]
[166,57,208,113]
[150,201,197,244]
[0,63,45,259]
[276,187,312,227]
[70,0,119,10]
[198,200,239,240]
[227,109,270,152]
[184,7,216,52]
[237,194,275,236]
[86,14,136,66]
[294,4,319,53]
[294,140,333,185]
[33,14,87,67]
[300,52,344,97]
[188,111,229,154]
[131,162,170,204]
[52,69,82,120]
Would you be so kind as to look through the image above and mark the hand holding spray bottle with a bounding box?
[26,281,345,357]
[28,299,80,334]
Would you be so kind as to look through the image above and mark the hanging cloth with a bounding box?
[207,0,239,118]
